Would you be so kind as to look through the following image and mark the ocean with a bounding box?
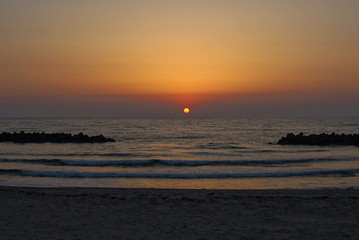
[0,118,358,189]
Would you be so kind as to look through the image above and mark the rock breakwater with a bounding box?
[277,132,359,146]
[0,131,115,143]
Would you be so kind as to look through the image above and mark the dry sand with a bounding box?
[0,186,358,240]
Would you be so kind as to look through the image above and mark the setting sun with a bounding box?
[183,108,190,114]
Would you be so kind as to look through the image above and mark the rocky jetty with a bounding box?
[0,131,115,143]
[277,132,359,146]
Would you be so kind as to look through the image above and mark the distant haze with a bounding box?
[1,1,359,117]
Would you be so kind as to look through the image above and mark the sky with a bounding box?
[1,0,359,117]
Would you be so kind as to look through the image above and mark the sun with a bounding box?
[183,107,190,114]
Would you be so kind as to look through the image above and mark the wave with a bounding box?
[260,149,329,153]
[0,148,329,158]
[0,157,352,167]
[118,135,207,141]
[0,168,357,179]
[0,152,153,157]
[196,143,247,150]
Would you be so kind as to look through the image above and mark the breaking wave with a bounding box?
[0,168,357,179]
[0,157,349,167]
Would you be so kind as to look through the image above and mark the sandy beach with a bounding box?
[0,186,358,240]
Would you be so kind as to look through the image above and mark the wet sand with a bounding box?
[0,186,358,240]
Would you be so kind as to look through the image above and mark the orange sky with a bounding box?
[1,1,359,116]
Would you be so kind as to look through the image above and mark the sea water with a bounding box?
[0,118,358,189]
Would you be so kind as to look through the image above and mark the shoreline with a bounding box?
[1,186,358,240]
[0,184,358,191]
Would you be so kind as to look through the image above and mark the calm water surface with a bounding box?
[0,118,358,189]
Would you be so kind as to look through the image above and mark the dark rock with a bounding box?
[0,132,115,143]
[277,132,359,147]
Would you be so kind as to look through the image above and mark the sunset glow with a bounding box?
[1,1,359,117]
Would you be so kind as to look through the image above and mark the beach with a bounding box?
[0,186,358,240]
